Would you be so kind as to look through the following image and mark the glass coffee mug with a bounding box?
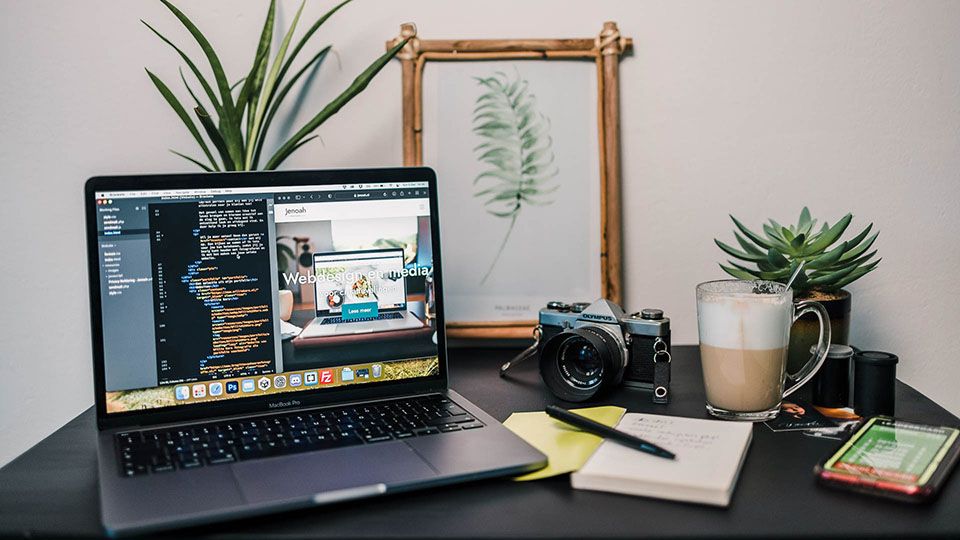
[696,280,831,421]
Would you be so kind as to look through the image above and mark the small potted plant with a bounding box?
[715,208,880,372]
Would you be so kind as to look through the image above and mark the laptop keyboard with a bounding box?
[319,311,403,325]
[115,394,484,477]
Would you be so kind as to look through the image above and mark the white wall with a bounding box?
[1,0,958,467]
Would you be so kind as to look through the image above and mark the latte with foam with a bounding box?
[697,292,792,413]
[697,280,831,420]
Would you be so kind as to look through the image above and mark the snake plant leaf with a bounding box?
[245,0,305,170]
[252,46,332,168]
[730,215,773,250]
[146,69,219,171]
[179,68,231,171]
[720,264,759,281]
[237,0,276,140]
[194,106,234,171]
[804,214,852,255]
[272,0,352,100]
[264,37,410,170]
[250,0,353,168]
[715,240,766,263]
[141,20,221,116]
[230,78,246,92]
[285,134,321,157]
[158,0,243,167]
[169,149,213,172]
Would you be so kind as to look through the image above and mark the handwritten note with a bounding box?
[571,413,753,506]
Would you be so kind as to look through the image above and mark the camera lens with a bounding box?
[558,337,603,385]
[539,326,626,402]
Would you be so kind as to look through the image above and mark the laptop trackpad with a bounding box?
[231,442,437,504]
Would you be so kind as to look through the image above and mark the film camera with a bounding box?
[500,299,671,403]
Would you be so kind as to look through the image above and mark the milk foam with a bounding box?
[697,296,791,350]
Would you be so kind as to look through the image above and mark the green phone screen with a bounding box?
[825,417,959,486]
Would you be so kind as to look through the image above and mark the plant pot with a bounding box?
[787,289,851,374]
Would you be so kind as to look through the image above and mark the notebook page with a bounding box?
[577,413,752,492]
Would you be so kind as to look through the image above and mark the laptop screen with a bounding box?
[93,179,439,415]
[313,249,408,316]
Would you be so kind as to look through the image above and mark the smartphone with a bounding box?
[815,416,960,502]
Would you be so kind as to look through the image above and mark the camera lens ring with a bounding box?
[539,326,627,402]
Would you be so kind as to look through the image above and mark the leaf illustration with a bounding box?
[472,69,558,284]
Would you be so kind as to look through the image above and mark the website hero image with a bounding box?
[96,181,439,414]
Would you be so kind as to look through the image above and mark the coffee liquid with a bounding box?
[700,344,786,412]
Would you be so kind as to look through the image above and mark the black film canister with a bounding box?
[853,351,899,417]
[810,344,854,408]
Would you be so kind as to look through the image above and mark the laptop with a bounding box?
[298,248,426,338]
[85,167,546,537]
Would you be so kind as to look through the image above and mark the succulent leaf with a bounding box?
[831,260,881,289]
[790,233,805,249]
[804,214,852,255]
[839,232,878,262]
[806,241,847,269]
[735,231,765,256]
[806,264,860,286]
[840,224,873,253]
[766,249,789,267]
[717,209,878,293]
[715,239,766,263]
[720,264,759,281]
[730,216,773,250]
[728,260,763,277]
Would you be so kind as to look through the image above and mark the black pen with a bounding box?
[545,405,676,460]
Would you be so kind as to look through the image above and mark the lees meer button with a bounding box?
[342,301,378,321]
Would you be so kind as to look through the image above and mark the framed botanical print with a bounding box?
[387,22,631,339]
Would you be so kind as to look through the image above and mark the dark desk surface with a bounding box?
[2,346,959,539]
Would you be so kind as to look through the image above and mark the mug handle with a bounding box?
[782,300,832,398]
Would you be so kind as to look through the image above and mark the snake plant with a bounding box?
[715,208,880,293]
[144,0,407,171]
[472,70,558,284]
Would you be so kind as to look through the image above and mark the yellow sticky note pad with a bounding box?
[503,405,626,481]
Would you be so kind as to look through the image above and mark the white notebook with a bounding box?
[571,413,753,507]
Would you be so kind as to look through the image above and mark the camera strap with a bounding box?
[499,325,542,377]
[652,337,671,404]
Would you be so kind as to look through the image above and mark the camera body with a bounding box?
[537,299,670,402]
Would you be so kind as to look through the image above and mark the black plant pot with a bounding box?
[787,289,851,375]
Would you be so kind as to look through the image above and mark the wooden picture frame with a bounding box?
[387,22,631,339]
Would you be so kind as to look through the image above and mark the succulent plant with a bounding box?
[715,208,880,294]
